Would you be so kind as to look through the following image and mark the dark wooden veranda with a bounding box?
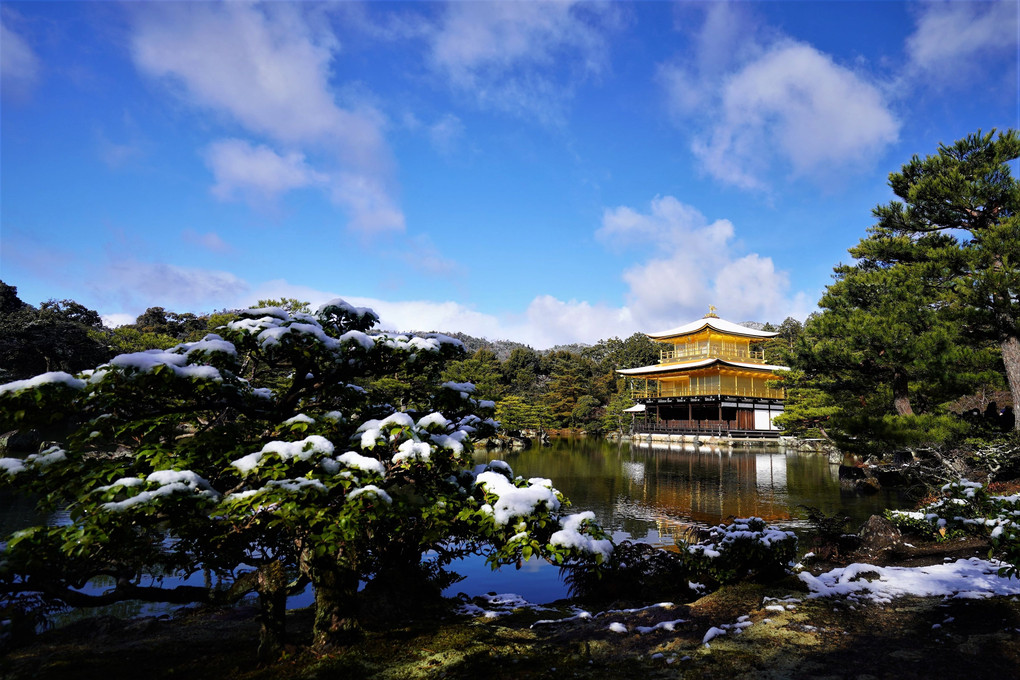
[633,419,782,439]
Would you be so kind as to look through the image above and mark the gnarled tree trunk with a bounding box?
[305,555,362,650]
[229,560,290,661]
[254,562,289,662]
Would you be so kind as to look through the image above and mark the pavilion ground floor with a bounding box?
[631,394,785,439]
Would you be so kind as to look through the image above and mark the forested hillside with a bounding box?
[0,283,788,434]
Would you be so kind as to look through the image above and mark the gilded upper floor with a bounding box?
[645,312,776,367]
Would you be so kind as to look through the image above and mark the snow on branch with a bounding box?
[0,371,86,395]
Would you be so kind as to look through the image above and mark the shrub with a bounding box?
[563,540,695,603]
[685,518,797,586]
[887,479,995,540]
[887,478,1020,577]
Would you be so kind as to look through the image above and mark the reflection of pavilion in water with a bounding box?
[615,446,791,547]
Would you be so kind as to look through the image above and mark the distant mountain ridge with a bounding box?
[381,321,773,360]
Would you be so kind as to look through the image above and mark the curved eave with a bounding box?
[645,317,778,341]
[617,358,790,376]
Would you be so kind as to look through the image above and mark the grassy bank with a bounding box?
[4,535,1019,680]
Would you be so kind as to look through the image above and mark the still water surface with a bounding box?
[446,437,912,603]
[0,437,914,611]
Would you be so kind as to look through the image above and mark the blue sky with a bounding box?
[1,1,1017,348]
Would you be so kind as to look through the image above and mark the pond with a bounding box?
[443,436,913,603]
[0,437,915,615]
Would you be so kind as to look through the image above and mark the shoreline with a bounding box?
[4,535,1018,679]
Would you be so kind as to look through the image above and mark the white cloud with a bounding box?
[329,172,406,235]
[661,1,760,114]
[602,196,805,330]
[428,1,617,122]
[399,234,464,279]
[130,3,340,144]
[661,7,899,190]
[339,294,627,348]
[906,0,1018,82]
[241,280,341,312]
[182,229,233,254]
[128,2,403,234]
[699,43,899,189]
[242,281,519,340]
[229,196,809,347]
[428,113,465,155]
[521,296,636,348]
[96,112,148,169]
[597,195,733,251]
[204,139,328,203]
[1,13,40,99]
[7,205,805,350]
[714,254,789,316]
[101,313,137,329]
[352,297,505,336]
[404,112,465,155]
[93,260,250,313]
[97,135,143,168]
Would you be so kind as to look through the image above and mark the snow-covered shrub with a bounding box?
[685,518,797,585]
[887,479,1000,541]
[0,299,612,655]
[885,508,956,540]
[887,478,1020,576]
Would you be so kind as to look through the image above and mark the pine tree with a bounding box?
[866,130,1020,430]
[0,300,611,656]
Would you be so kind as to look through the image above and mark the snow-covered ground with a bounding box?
[457,557,1020,648]
[800,557,1020,604]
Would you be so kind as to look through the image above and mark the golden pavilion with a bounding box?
[618,308,788,437]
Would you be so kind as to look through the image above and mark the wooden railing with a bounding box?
[634,421,781,438]
[656,419,735,430]
[632,383,784,400]
[659,346,766,365]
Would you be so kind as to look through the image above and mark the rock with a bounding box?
[857,478,882,494]
[858,515,903,556]
[0,430,41,456]
[840,465,882,494]
[838,465,867,481]
[872,466,909,487]
[481,435,534,450]
[891,450,915,465]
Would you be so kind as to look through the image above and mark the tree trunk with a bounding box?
[307,559,362,650]
[256,586,287,661]
[817,425,833,443]
[254,562,289,662]
[892,371,914,416]
[226,561,289,661]
[1001,335,1020,432]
